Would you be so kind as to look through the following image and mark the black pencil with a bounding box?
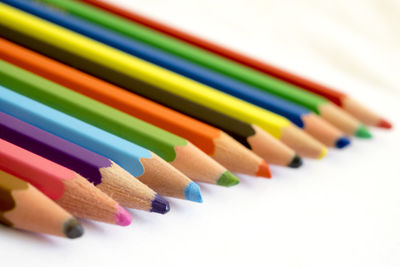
[0,25,301,168]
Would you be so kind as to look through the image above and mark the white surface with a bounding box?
[1,0,400,266]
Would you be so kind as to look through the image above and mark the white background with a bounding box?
[1,0,399,266]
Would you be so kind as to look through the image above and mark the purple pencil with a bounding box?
[0,111,169,214]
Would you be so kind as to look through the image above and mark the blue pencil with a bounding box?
[6,0,350,148]
[0,111,171,214]
[0,85,202,202]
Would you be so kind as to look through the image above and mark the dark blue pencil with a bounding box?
[4,0,349,148]
[12,0,350,148]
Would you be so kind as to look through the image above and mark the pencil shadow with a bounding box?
[267,164,305,180]
[0,224,59,246]
[165,198,186,212]
[79,218,106,233]
[125,209,156,224]
[166,197,202,213]
[235,174,254,186]
[197,182,215,194]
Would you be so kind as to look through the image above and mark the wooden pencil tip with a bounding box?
[377,119,392,129]
[63,218,84,239]
[256,161,272,178]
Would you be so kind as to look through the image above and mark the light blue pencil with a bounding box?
[0,85,202,202]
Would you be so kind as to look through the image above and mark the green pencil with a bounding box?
[39,0,370,137]
[0,59,239,186]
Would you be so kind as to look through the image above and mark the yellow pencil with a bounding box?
[0,3,327,159]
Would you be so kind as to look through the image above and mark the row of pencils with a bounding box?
[0,0,391,239]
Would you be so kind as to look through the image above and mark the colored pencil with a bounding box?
[0,39,270,178]
[0,4,327,159]
[12,0,326,157]
[0,86,202,203]
[26,0,349,149]
[84,0,391,129]
[0,138,131,226]
[0,169,83,238]
[0,58,239,187]
[35,0,370,137]
[0,27,301,168]
[0,111,170,214]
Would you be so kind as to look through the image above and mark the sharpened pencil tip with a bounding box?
[184,182,203,203]
[318,147,328,159]
[377,119,392,129]
[355,125,372,138]
[256,161,272,178]
[288,155,302,168]
[335,136,351,149]
[63,218,84,239]
[115,205,132,226]
[151,194,170,214]
[217,171,240,187]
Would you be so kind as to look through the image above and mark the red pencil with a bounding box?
[81,0,392,129]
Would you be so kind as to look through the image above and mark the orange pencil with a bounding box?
[81,0,391,129]
[0,38,270,178]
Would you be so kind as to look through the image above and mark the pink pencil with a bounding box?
[0,138,131,226]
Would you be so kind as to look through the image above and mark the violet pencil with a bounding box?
[0,111,169,214]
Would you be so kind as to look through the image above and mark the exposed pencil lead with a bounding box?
[288,155,302,168]
[355,125,372,139]
[64,218,84,239]
[318,147,328,159]
[151,194,170,214]
[256,161,271,178]
[335,136,351,149]
[217,171,240,187]
[115,206,132,226]
[377,119,392,129]
[184,182,203,203]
